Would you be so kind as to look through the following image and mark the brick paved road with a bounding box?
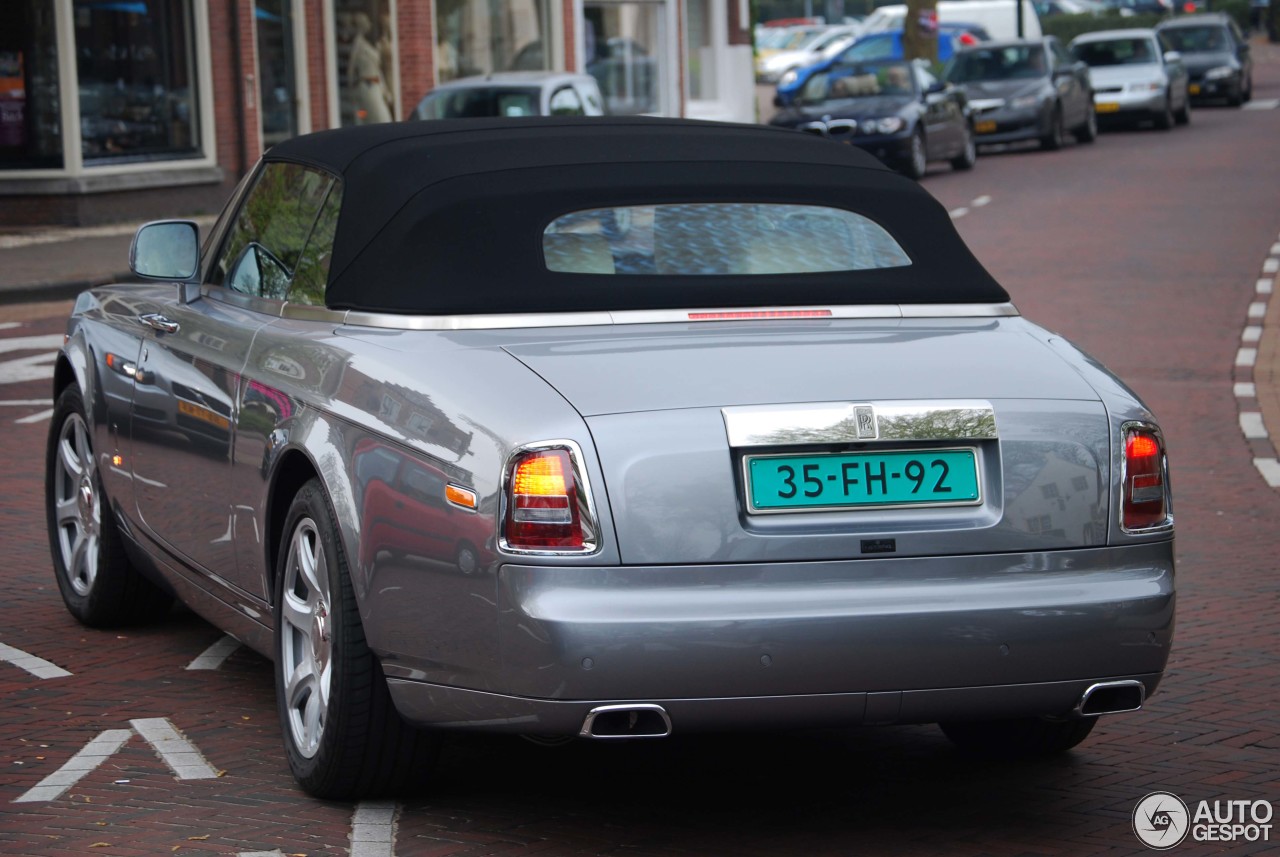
[2,50,1280,857]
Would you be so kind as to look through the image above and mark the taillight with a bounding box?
[501,442,598,554]
[1121,424,1170,533]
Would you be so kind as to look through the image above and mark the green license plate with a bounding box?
[745,448,980,513]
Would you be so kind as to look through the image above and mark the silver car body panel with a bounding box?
[58,282,1174,734]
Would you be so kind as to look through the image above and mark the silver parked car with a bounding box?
[411,71,605,119]
[46,118,1175,799]
[1070,28,1191,129]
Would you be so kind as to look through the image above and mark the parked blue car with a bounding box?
[775,26,986,107]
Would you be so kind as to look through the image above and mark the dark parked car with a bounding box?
[771,59,977,179]
[947,37,1097,149]
[1156,13,1253,105]
[47,117,1173,799]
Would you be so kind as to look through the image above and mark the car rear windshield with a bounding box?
[1072,38,1158,66]
[414,87,542,119]
[542,203,912,276]
[948,46,1048,83]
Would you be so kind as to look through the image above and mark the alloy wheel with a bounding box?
[279,517,334,759]
[52,412,100,597]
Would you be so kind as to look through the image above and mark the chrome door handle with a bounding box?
[138,313,180,334]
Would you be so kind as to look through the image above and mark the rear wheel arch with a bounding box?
[53,353,77,402]
[266,449,321,603]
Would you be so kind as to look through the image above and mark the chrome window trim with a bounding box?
[497,439,603,558]
[249,301,1020,330]
[1118,420,1174,536]
[721,401,999,448]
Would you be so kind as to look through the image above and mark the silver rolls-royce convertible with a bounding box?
[46,117,1174,799]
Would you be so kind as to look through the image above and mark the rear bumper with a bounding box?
[384,541,1174,732]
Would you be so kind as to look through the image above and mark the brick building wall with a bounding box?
[306,0,331,130]
[397,1,434,118]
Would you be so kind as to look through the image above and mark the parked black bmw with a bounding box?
[770,59,976,180]
[947,37,1097,150]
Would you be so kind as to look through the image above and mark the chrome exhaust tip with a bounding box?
[1074,680,1145,717]
[580,704,672,739]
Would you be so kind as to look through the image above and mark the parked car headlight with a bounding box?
[873,117,906,134]
[1204,66,1235,81]
[1009,94,1040,110]
[779,69,800,88]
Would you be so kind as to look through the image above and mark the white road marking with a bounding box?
[1242,99,1280,110]
[1236,347,1257,367]
[0,333,64,354]
[1235,382,1257,398]
[949,207,970,219]
[239,852,286,857]
[129,717,218,779]
[1272,243,1280,256]
[0,215,217,250]
[186,635,242,670]
[1259,278,1274,294]
[0,399,53,407]
[1243,325,1263,343]
[15,408,54,425]
[0,641,71,679]
[0,322,20,331]
[13,729,132,803]
[0,353,59,386]
[972,195,991,207]
[1249,302,1267,319]
[1255,458,1280,487]
[1265,258,1280,274]
[1240,412,1268,439]
[351,801,398,857]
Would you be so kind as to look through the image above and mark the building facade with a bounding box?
[0,0,753,226]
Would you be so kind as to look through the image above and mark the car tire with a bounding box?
[950,125,977,171]
[46,386,172,627]
[1227,81,1243,107]
[901,130,927,181]
[1073,102,1098,143]
[1154,94,1175,130]
[1039,104,1064,151]
[275,478,439,799]
[1242,74,1252,103]
[939,716,1098,756]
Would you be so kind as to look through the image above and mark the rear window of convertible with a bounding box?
[542,203,912,276]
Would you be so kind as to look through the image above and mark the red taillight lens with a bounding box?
[505,448,585,550]
[1122,427,1167,531]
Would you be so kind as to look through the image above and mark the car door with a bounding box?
[129,161,339,602]
[1049,38,1088,128]
[916,64,961,156]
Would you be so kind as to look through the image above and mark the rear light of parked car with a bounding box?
[1121,424,1171,533]
[502,443,598,553]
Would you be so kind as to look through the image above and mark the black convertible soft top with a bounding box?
[266,117,1008,314]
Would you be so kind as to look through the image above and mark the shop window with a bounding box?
[435,0,552,83]
[584,1,664,115]
[257,0,299,146]
[335,0,396,125]
[0,1,62,169]
[74,0,200,163]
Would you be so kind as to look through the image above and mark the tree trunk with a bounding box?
[903,0,940,64]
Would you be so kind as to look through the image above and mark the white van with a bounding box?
[860,1,1043,41]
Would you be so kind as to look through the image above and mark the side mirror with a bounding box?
[1162,50,1182,65]
[131,220,199,281]
[925,80,947,95]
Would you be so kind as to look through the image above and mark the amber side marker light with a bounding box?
[444,483,477,510]
[505,448,585,550]
[1122,428,1168,531]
